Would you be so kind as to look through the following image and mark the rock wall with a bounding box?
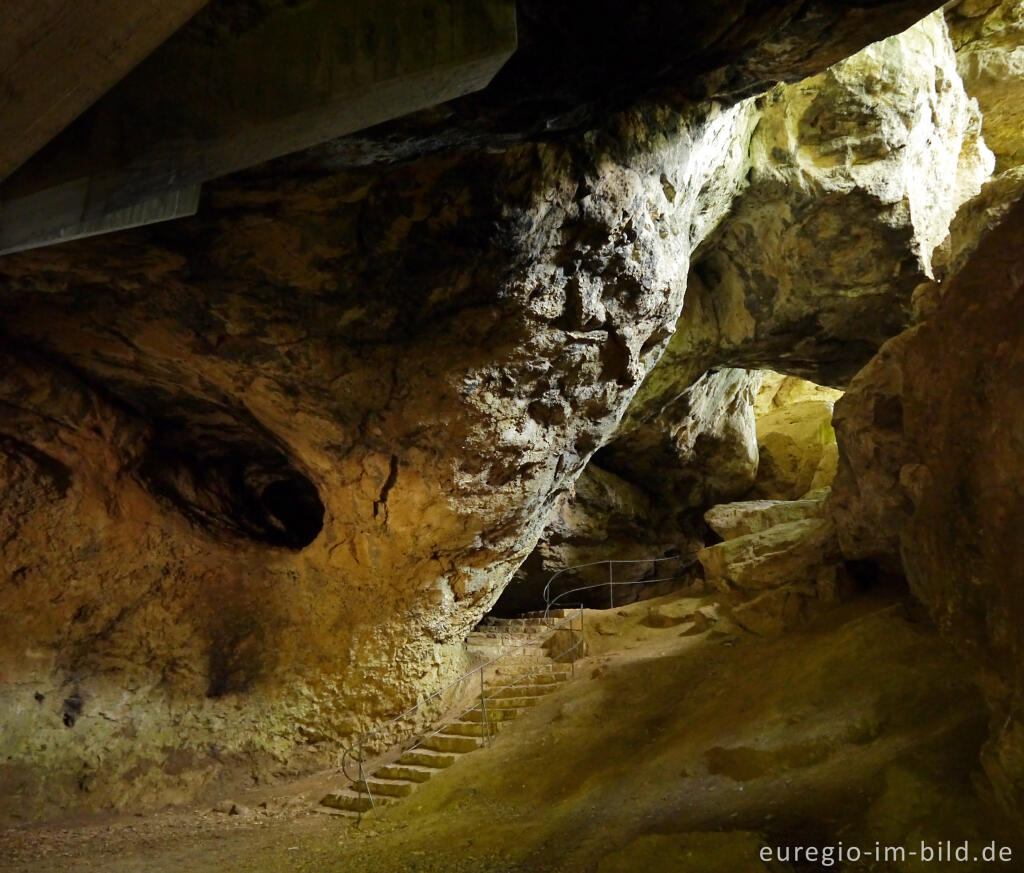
[947,0,1024,173]
[831,194,1024,822]
[0,99,759,818]
[597,368,762,512]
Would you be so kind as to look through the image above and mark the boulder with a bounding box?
[704,494,828,540]
[698,517,839,591]
[597,368,762,511]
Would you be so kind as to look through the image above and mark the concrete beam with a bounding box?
[0,0,517,255]
[0,0,209,183]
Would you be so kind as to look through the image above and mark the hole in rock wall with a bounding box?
[133,394,325,549]
[260,477,325,547]
[142,446,325,549]
[61,695,83,728]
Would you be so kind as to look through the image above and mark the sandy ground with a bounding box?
[2,588,1019,873]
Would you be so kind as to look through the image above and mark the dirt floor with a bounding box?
[2,588,1020,873]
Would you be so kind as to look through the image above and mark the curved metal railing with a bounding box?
[340,607,584,815]
[543,553,699,618]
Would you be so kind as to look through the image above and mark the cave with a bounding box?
[3,1,1024,870]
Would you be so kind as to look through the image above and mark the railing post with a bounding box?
[571,609,578,678]
[608,561,614,609]
[479,667,490,745]
[357,735,374,821]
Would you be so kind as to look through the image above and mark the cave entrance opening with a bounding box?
[488,548,699,618]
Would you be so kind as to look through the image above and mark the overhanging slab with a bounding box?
[0,0,517,255]
[0,0,209,183]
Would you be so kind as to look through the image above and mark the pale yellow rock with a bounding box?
[754,372,843,416]
[698,517,838,590]
[754,400,839,500]
[948,0,1024,171]
[704,494,828,540]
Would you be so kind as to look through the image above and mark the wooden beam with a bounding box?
[0,0,516,255]
[0,0,209,183]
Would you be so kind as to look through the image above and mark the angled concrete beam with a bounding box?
[0,0,517,255]
[0,0,209,183]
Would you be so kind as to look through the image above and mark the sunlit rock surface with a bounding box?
[699,489,845,637]
[704,495,828,541]
[698,517,838,593]
[752,401,839,500]
[608,12,991,484]
[947,0,1024,172]
[693,10,992,384]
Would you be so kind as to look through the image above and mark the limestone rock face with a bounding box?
[831,195,1024,821]
[597,368,762,512]
[829,337,918,571]
[696,10,992,383]
[698,517,838,591]
[754,372,843,415]
[609,12,992,497]
[947,0,1024,172]
[0,0,995,823]
[625,11,992,438]
[704,495,828,540]
[0,98,761,818]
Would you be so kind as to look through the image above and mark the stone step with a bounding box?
[316,806,361,819]
[520,670,569,684]
[484,695,542,709]
[472,656,554,671]
[442,720,500,738]
[398,749,457,769]
[472,658,554,672]
[477,623,548,634]
[375,763,435,783]
[467,632,549,645]
[470,627,535,635]
[518,609,576,619]
[467,643,545,655]
[486,662,566,675]
[353,777,416,798]
[462,705,523,723]
[486,683,557,699]
[419,733,481,753]
[321,790,391,813]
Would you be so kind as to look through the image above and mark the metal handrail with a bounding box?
[341,607,584,817]
[543,553,699,618]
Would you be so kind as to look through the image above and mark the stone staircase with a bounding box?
[321,610,578,817]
